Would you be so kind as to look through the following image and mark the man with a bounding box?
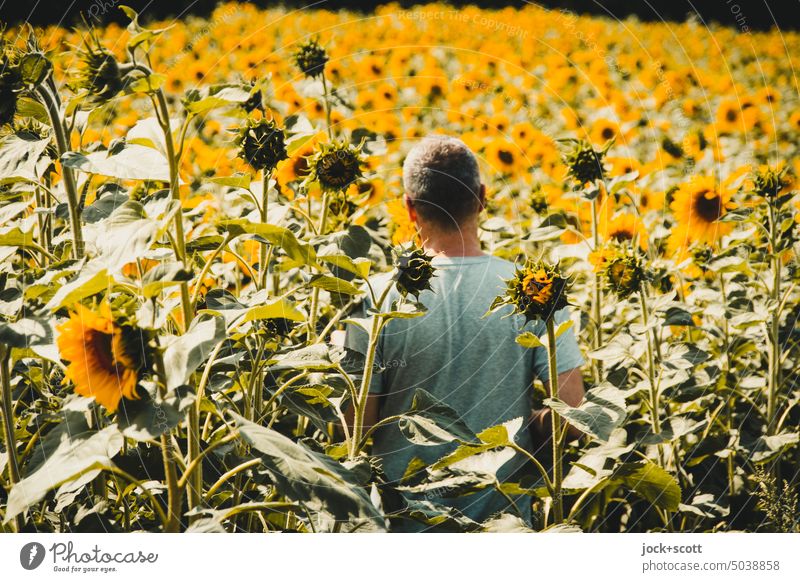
[344,135,585,531]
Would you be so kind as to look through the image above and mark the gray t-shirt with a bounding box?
[344,254,584,531]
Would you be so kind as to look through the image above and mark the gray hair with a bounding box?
[402,135,482,229]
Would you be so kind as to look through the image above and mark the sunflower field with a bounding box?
[0,2,798,534]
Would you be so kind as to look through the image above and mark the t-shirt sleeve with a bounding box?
[532,306,585,382]
[342,298,386,396]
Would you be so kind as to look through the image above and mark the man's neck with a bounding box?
[419,227,484,258]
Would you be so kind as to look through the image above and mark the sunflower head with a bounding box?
[529,184,548,215]
[304,140,365,193]
[293,38,328,79]
[75,34,128,105]
[56,302,151,413]
[561,138,609,186]
[392,244,435,300]
[235,117,288,172]
[753,166,789,201]
[598,244,647,298]
[691,244,713,273]
[0,52,22,126]
[493,259,569,323]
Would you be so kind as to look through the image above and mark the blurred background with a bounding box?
[2,0,799,30]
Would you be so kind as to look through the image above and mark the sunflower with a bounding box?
[56,303,144,413]
[491,259,569,323]
[386,197,417,245]
[668,175,737,256]
[600,212,648,250]
[303,140,365,193]
[485,139,521,176]
[392,244,435,300]
[292,38,328,79]
[589,118,619,145]
[715,99,743,134]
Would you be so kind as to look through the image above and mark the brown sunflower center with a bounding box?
[601,127,615,140]
[498,150,514,165]
[88,330,116,371]
[693,189,723,222]
[610,228,634,242]
[725,108,738,122]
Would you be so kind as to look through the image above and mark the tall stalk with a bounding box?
[765,202,781,437]
[0,346,22,531]
[545,318,564,524]
[307,192,331,339]
[258,170,272,290]
[320,71,333,140]
[153,344,183,532]
[348,284,393,459]
[719,273,736,496]
[36,85,84,259]
[590,197,603,384]
[765,201,783,485]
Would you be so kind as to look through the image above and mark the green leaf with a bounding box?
[162,316,226,389]
[396,389,476,446]
[231,412,383,524]
[141,262,193,298]
[614,461,681,512]
[743,432,799,464]
[219,220,316,266]
[318,254,371,281]
[117,385,195,441]
[555,319,573,338]
[544,384,627,442]
[280,384,342,434]
[431,417,523,471]
[0,132,52,184]
[4,425,122,524]
[0,318,53,348]
[128,73,166,94]
[47,269,110,312]
[0,226,38,249]
[268,344,342,372]
[209,173,252,190]
[242,298,305,322]
[309,274,363,296]
[62,144,171,181]
[516,331,544,349]
[18,53,52,87]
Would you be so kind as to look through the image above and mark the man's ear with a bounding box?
[404,194,418,223]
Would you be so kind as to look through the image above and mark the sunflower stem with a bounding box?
[36,85,84,259]
[719,273,736,496]
[258,170,272,291]
[153,343,183,532]
[766,201,783,484]
[545,317,564,524]
[321,71,333,139]
[589,196,603,385]
[0,346,23,531]
[349,283,394,459]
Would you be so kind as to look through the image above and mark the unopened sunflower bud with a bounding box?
[753,166,788,200]
[0,54,21,126]
[393,245,435,300]
[235,117,288,172]
[293,38,328,79]
[562,138,609,186]
[492,259,569,322]
[305,140,365,192]
[75,36,128,105]
[599,244,647,298]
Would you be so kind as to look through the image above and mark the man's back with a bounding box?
[345,253,584,530]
